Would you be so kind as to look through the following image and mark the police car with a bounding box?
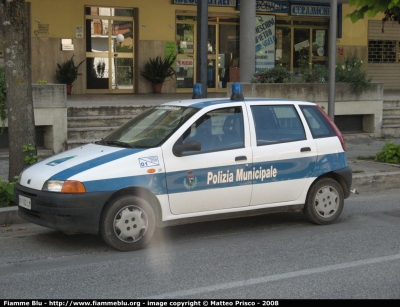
[15,83,352,251]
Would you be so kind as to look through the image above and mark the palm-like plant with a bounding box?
[140,54,176,85]
[55,55,85,85]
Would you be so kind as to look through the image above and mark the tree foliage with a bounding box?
[347,0,400,25]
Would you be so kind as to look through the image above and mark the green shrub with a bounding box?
[306,64,328,83]
[250,66,293,83]
[335,55,372,93]
[0,177,17,207]
[23,144,38,165]
[250,55,371,93]
[376,141,400,164]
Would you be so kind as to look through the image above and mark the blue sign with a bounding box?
[173,0,236,7]
[237,0,289,12]
[256,1,289,13]
[291,5,330,17]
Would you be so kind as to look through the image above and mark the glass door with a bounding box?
[293,28,311,74]
[311,29,328,66]
[176,23,196,91]
[85,7,134,93]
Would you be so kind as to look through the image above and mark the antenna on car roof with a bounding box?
[231,82,244,101]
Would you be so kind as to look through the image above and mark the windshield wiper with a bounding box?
[95,138,105,145]
[105,140,134,148]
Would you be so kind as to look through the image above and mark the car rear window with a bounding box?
[300,105,336,138]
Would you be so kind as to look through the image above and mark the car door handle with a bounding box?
[235,156,247,161]
[301,147,311,152]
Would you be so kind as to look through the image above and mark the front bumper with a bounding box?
[14,183,114,234]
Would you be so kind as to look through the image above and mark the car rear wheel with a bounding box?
[100,195,155,251]
[303,178,344,225]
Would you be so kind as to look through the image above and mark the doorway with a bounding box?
[176,13,240,93]
[85,7,136,93]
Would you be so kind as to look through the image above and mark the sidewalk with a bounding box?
[1,91,400,225]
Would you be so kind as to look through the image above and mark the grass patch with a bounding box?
[357,156,376,161]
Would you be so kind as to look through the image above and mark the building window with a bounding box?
[368,40,399,63]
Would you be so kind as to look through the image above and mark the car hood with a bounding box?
[19,144,147,191]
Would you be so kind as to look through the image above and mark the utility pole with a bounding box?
[196,0,208,98]
[328,0,338,120]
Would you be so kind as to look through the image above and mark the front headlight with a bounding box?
[42,180,86,193]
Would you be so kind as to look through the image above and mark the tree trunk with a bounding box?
[0,0,36,181]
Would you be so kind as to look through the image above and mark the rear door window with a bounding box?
[251,105,306,146]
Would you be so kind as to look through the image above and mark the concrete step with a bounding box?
[382,115,400,125]
[67,106,150,117]
[383,107,400,116]
[382,125,400,137]
[68,115,133,128]
[66,138,99,150]
[383,100,400,108]
[68,127,117,141]
[66,106,153,151]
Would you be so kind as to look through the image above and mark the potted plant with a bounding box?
[140,54,176,93]
[55,55,85,95]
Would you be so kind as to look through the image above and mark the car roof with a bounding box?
[161,98,316,109]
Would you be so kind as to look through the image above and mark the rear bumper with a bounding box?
[333,166,352,199]
[14,183,113,234]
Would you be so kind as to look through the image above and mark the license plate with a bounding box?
[19,195,31,210]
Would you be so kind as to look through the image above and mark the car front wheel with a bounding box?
[100,195,156,251]
[303,178,344,225]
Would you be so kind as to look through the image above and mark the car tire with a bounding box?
[100,195,156,251]
[303,178,344,225]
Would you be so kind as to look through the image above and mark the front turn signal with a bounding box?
[61,180,86,194]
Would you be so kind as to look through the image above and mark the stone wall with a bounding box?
[3,84,67,154]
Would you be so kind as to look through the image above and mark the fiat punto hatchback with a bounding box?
[15,83,352,251]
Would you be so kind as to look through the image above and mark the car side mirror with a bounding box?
[173,139,201,157]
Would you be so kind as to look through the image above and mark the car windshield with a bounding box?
[100,106,198,148]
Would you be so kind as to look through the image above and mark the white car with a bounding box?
[15,83,352,251]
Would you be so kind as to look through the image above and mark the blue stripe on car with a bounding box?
[49,148,145,180]
[83,173,167,194]
[78,152,347,195]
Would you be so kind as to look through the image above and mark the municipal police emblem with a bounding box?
[183,170,197,189]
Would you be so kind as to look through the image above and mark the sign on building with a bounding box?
[255,15,275,71]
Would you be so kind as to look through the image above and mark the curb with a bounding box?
[2,171,399,226]
[352,171,400,191]
[0,206,25,225]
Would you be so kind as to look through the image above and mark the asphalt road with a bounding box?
[0,188,399,299]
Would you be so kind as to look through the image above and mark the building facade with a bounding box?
[1,0,399,94]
